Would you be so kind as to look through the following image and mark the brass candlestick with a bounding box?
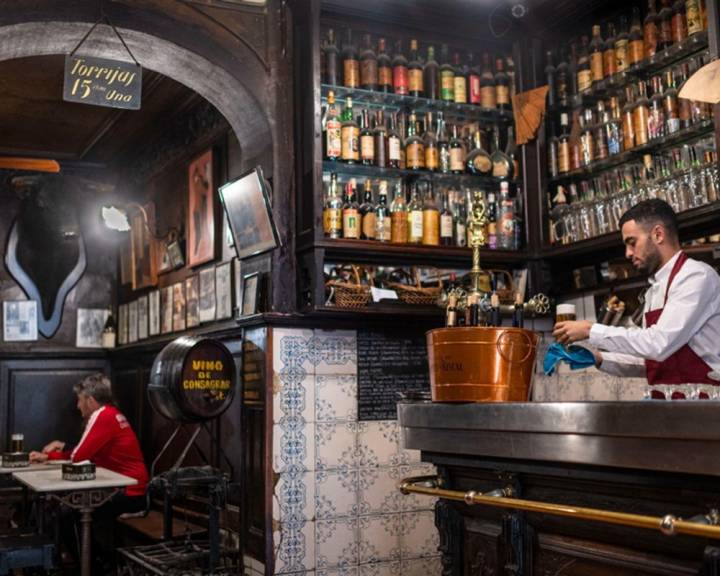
[468,190,487,297]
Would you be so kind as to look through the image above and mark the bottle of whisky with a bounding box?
[392,39,409,95]
[658,0,674,50]
[671,0,688,44]
[633,81,650,146]
[360,180,376,240]
[622,86,636,150]
[558,112,571,173]
[407,183,424,244]
[375,181,391,242]
[405,112,425,171]
[424,112,439,172]
[422,184,440,246]
[449,125,466,174]
[387,112,402,168]
[594,102,609,161]
[644,0,660,57]
[494,57,511,110]
[629,7,645,65]
[340,97,359,163]
[590,25,605,84]
[579,109,595,167]
[453,52,468,104]
[360,109,375,166]
[359,33,378,91]
[424,45,440,101]
[486,191,498,249]
[454,191,467,247]
[390,182,408,243]
[648,76,666,140]
[603,23,618,77]
[440,188,454,246]
[606,96,624,155]
[445,293,458,327]
[498,181,515,250]
[342,29,359,89]
[491,127,513,179]
[324,90,341,161]
[576,36,592,94]
[480,52,496,109]
[324,29,341,85]
[374,110,388,168]
[408,39,424,97]
[323,173,343,238]
[342,179,360,239]
[439,44,455,102]
[545,50,556,109]
[377,38,392,92]
[468,52,482,105]
[615,16,630,72]
[437,112,451,174]
[664,69,680,134]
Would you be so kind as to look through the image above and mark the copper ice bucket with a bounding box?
[427,327,539,402]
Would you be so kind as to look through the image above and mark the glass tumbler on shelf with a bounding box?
[594,197,612,235]
[578,202,598,240]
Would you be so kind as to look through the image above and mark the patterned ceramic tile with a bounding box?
[399,511,439,560]
[316,468,359,519]
[391,465,437,512]
[358,467,400,516]
[316,421,359,471]
[316,374,358,422]
[273,519,315,574]
[357,421,399,468]
[394,447,422,466]
[274,471,316,523]
[318,567,358,576]
[314,329,358,375]
[358,514,401,564]
[274,371,315,425]
[316,517,359,568]
[273,422,316,473]
[274,327,315,374]
[358,561,401,576]
[400,556,442,576]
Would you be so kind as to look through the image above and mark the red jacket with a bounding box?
[49,405,148,496]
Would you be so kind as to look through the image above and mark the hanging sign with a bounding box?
[63,54,142,110]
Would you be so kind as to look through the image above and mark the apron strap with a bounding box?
[663,251,687,307]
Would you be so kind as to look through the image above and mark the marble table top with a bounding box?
[12,466,137,492]
[0,461,63,475]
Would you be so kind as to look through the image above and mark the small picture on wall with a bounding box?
[3,301,38,342]
[76,308,108,348]
[137,295,149,340]
[131,203,157,290]
[241,272,260,316]
[148,290,160,337]
[172,282,186,332]
[215,261,232,320]
[233,258,242,318]
[161,285,173,334]
[187,150,215,267]
[186,275,200,328]
[128,300,138,343]
[118,304,127,345]
[199,266,216,323]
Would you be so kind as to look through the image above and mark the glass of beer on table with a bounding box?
[10,433,24,453]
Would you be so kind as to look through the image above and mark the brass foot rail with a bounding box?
[399,475,720,540]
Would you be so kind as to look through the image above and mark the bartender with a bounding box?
[553,199,720,389]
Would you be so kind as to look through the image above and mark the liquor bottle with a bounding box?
[323,173,343,238]
[622,86,636,150]
[405,112,425,170]
[495,57,511,110]
[490,292,501,327]
[507,54,517,101]
[658,0,674,49]
[423,112,439,171]
[449,125,465,174]
[408,39,424,97]
[390,182,408,243]
[594,101,609,161]
[430,113,448,175]
[486,192,498,249]
[440,44,455,102]
[603,22,618,77]
[629,7,645,65]
[407,184,424,244]
[686,0,703,35]
[512,292,524,328]
[440,189,454,246]
[468,52,481,105]
[677,63,693,128]
[544,50,556,109]
[506,125,519,178]
[359,33,378,91]
[324,90,341,161]
[324,29,341,85]
[569,110,582,171]
[606,96,624,155]
[558,112,571,173]
[375,181,391,242]
[340,97,359,163]
[454,192,467,247]
[360,180,376,240]
[671,0,687,44]
[568,42,579,100]
[387,112,402,168]
[615,16,630,72]
[342,29,359,89]
[664,69,680,134]
[359,109,375,166]
[590,25,605,84]
[392,40,409,95]
[498,181,515,249]
[445,294,458,327]
[634,81,650,146]
[453,52,468,104]
[102,307,116,348]
[422,185,440,246]
[576,36,592,94]
[491,127,513,179]
[648,76,666,140]
[513,186,524,250]
[465,293,479,326]
[579,109,595,167]
[398,112,407,168]
[342,179,360,239]
[548,118,559,178]
[377,38,393,92]
[374,110,388,168]
[480,52,496,109]
[424,45,439,100]
[644,0,659,57]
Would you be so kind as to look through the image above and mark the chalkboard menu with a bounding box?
[357,330,430,421]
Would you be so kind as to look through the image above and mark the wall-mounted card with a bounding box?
[172,282,186,332]
[161,285,173,334]
[199,266,216,323]
[148,290,160,337]
[118,303,128,345]
[128,300,138,343]
[186,275,200,328]
[3,301,38,342]
[137,295,149,340]
[215,261,232,320]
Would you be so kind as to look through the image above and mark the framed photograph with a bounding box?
[219,166,280,260]
[172,282,186,332]
[131,203,157,289]
[161,285,173,334]
[118,304,127,345]
[187,149,216,267]
[128,299,138,343]
[215,261,232,320]
[198,266,216,323]
[233,258,242,318]
[148,290,160,337]
[241,272,260,316]
[185,275,200,328]
[76,308,108,348]
[3,301,38,342]
[137,295,149,340]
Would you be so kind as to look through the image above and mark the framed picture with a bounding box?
[187,149,216,267]
[241,272,260,316]
[128,300,138,343]
[131,203,157,289]
[118,304,127,345]
[233,258,242,318]
[161,285,173,334]
[186,275,200,328]
[220,166,280,260]
[137,295,149,340]
[198,266,216,323]
[155,237,173,274]
[148,290,160,337]
[3,301,38,342]
[215,261,232,320]
[76,308,108,348]
[172,282,186,332]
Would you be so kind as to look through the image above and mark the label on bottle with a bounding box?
[344,59,359,88]
[323,207,342,236]
[362,212,376,239]
[378,65,393,88]
[391,211,408,243]
[406,142,425,169]
[450,148,464,172]
[326,119,341,158]
[607,124,622,155]
[648,106,664,139]
[666,115,680,134]
[615,40,629,71]
[388,137,401,162]
[469,76,481,104]
[440,71,455,100]
[580,132,594,166]
[456,222,467,247]
[558,141,570,173]
[342,208,359,238]
[686,0,703,35]
[341,125,359,161]
[644,23,658,57]
[672,13,687,43]
[422,209,439,245]
[500,210,515,249]
[393,66,409,95]
[360,135,375,162]
[488,222,497,249]
[377,216,391,241]
[629,39,644,64]
[453,77,467,103]
[492,158,509,178]
[408,68,424,93]
[633,106,649,145]
[360,59,378,87]
[591,53,604,82]
[409,210,423,242]
[440,214,453,238]
[481,86,496,108]
[577,69,592,93]
[472,154,492,174]
[425,147,439,170]
[496,85,510,105]
[603,49,617,76]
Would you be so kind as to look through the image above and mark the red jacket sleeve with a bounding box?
[71,408,114,463]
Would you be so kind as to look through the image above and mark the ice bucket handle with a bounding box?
[496,331,535,364]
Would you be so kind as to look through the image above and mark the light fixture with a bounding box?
[101,205,131,232]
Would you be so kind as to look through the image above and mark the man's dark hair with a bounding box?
[618,199,679,240]
[74,373,113,405]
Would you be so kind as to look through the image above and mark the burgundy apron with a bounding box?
[646,252,716,399]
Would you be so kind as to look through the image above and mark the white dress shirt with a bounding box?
[591,251,720,379]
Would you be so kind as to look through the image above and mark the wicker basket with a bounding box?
[388,268,442,306]
[327,265,372,308]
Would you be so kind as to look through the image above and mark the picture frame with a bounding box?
[241,272,260,316]
[76,308,108,348]
[185,274,200,328]
[155,237,173,274]
[137,295,149,340]
[233,258,242,319]
[219,166,280,260]
[198,266,216,323]
[3,301,38,342]
[172,282,186,332]
[161,285,173,334]
[148,290,160,337]
[118,303,127,345]
[130,203,157,290]
[187,149,216,268]
[215,261,232,320]
[128,299,138,343]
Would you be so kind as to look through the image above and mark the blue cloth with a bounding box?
[543,343,596,376]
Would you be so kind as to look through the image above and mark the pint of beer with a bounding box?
[10,433,24,453]
[556,303,576,323]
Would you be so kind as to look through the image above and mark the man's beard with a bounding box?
[637,248,662,275]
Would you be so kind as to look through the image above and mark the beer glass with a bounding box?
[556,304,577,323]
[10,433,23,453]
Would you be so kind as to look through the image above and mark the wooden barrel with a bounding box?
[148,336,236,422]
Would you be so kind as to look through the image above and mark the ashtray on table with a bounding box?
[1,452,29,468]
[62,462,96,481]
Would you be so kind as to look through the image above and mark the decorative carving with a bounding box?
[436,500,463,576]
[50,487,119,510]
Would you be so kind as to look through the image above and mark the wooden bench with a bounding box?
[117,509,206,542]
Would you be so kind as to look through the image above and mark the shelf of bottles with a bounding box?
[544,0,718,248]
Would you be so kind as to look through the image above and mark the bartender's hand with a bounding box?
[553,320,594,344]
[41,440,65,454]
[29,451,48,463]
